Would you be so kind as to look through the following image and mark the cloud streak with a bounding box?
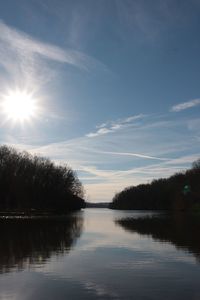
[171,99,200,112]
[86,114,145,137]
[0,20,107,89]
[98,150,170,161]
[5,111,200,202]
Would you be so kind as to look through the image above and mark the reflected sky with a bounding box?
[0,209,200,300]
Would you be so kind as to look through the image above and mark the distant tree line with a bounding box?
[109,159,200,210]
[0,145,85,213]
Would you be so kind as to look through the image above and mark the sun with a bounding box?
[1,90,37,122]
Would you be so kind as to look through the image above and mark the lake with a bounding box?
[0,208,200,299]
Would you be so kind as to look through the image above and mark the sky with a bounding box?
[0,0,200,202]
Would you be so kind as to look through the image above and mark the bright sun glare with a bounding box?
[2,90,37,122]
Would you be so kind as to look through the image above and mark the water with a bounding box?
[0,209,200,299]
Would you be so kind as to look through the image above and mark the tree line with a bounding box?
[109,159,200,210]
[0,145,85,213]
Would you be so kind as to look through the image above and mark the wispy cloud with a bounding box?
[115,0,178,41]
[0,20,107,89]
[7,112,200,202]
[86,114,145,137]
[171,99,200,112]
[81,152,199,201]
[97,150,169,161]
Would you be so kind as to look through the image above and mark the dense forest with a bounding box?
[0,145,85,213]
[109,160,200,210]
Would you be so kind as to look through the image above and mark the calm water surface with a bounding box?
[0,209,200,299]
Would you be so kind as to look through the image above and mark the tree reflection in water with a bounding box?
[116,213,200,261]
[0,214,83,273]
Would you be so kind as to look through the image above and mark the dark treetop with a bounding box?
[110,159,200,211]
[0,145,85,214]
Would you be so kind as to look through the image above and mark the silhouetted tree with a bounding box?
[109,160,200,210]
[0,145,85,213]
[192,158,200,170]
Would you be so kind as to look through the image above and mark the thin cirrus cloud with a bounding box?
[86,114,145,137]
[81,152,200,202]
[6,111,200,202]
[98,150,169,161]
[171,99,200,112]
[0,20,107,89]
[115,0,182,41]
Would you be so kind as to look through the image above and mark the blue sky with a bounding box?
[0,0,200,202]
